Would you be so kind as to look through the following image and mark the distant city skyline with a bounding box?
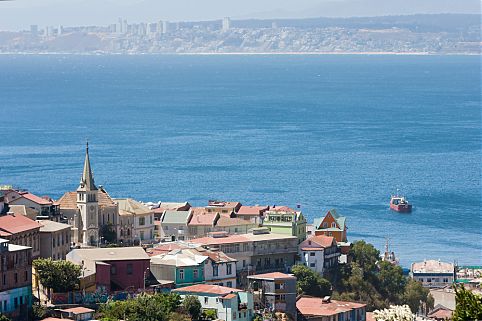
[0,0,480,31]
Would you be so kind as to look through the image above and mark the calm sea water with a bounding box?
[1,54,480,267]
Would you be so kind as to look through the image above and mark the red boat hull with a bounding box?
[390,203,412,212]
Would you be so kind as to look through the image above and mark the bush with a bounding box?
[291,264,332,297]
[182,295,202,321]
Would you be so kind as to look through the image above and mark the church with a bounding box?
[57,144,155,247]
[57,143,118,246]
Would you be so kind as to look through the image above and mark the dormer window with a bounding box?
[331,222,336,228]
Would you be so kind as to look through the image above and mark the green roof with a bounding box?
[313,218,322,228]
[336,216,346,230]
[162,210,191,224]
[313,209,346,230]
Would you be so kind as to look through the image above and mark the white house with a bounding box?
[173,284,254,321]
[298,235,339,276]
[199,248,237,288]
[115,198,155,244]
[411,260,455,288]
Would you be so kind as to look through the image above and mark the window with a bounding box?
[140,231,145,240]
[213,264,219,277]
[193,269,198,279]
[443,278,449,283]
[227,263,232,275]
[24,271,28,281]
[323,222,328,228]
[310,263,316,267]
[126,264,133,275]
[179,269,184,280]
[14,298,18,309]
[14,273,18,284]
[204,297,208,304]
[227,281,232,288]
[331,222,336,228]
[139,217,145,226]
[310,252,315,256]
[111,266,117,275]
[243,260,246,267]
[2,274,5,285]
[53,238,56,248]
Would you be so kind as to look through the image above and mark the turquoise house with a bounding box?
[150,249,206,288]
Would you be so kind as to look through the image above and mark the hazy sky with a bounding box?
[0,0,480,30]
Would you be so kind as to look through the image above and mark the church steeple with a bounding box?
[78,142,97,191]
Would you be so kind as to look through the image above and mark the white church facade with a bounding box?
[58,144,154,247]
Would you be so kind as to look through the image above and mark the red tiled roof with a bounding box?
[428,308,453,319]
[268,206,296,213]
[57,190,115,209]
[147,243,188,257]
[41,318,65,321]
[0,231,12,237]
[0,214,41,234]
[154,207,166,214]
[222,293,237,299]
[60,306,95,314]
[237,206,269,215]
[215,216,254,227]
[297,297,366,317]
[300,235,336,250]
[199,249,237,263]
[20,192,52,205]
[188,211,218,226]
[366,312,375,321]
[173,284,240,296]
[248,272,296,280]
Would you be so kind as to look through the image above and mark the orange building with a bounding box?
[313,209,347,243]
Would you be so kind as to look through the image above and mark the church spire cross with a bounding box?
[79,142,97,191]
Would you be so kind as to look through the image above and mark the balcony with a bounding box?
[253,264,290,274]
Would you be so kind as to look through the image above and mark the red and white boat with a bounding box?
[390,195,412,212]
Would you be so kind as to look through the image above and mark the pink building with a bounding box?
[66,247,150,292]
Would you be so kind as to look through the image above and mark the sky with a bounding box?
[0,0,480,30]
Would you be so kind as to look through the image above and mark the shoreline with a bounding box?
[0,51,480,56]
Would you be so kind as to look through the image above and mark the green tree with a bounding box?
[378,261,406,303]
[100,293,182,321]
[31,304,47,320]
[100,223,117,244]
[402,279,430,313]
[350,240,380,276]
[453,285,482,321]
[291,264,332,297]
[0,314,10,321]
[335,262,386,310]
[202,309,217,320]
[33,258,81,293]
[182,295,202,320]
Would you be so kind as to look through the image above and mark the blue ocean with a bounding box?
[1,54,480,267]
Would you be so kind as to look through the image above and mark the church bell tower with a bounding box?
[77,142,99,246]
